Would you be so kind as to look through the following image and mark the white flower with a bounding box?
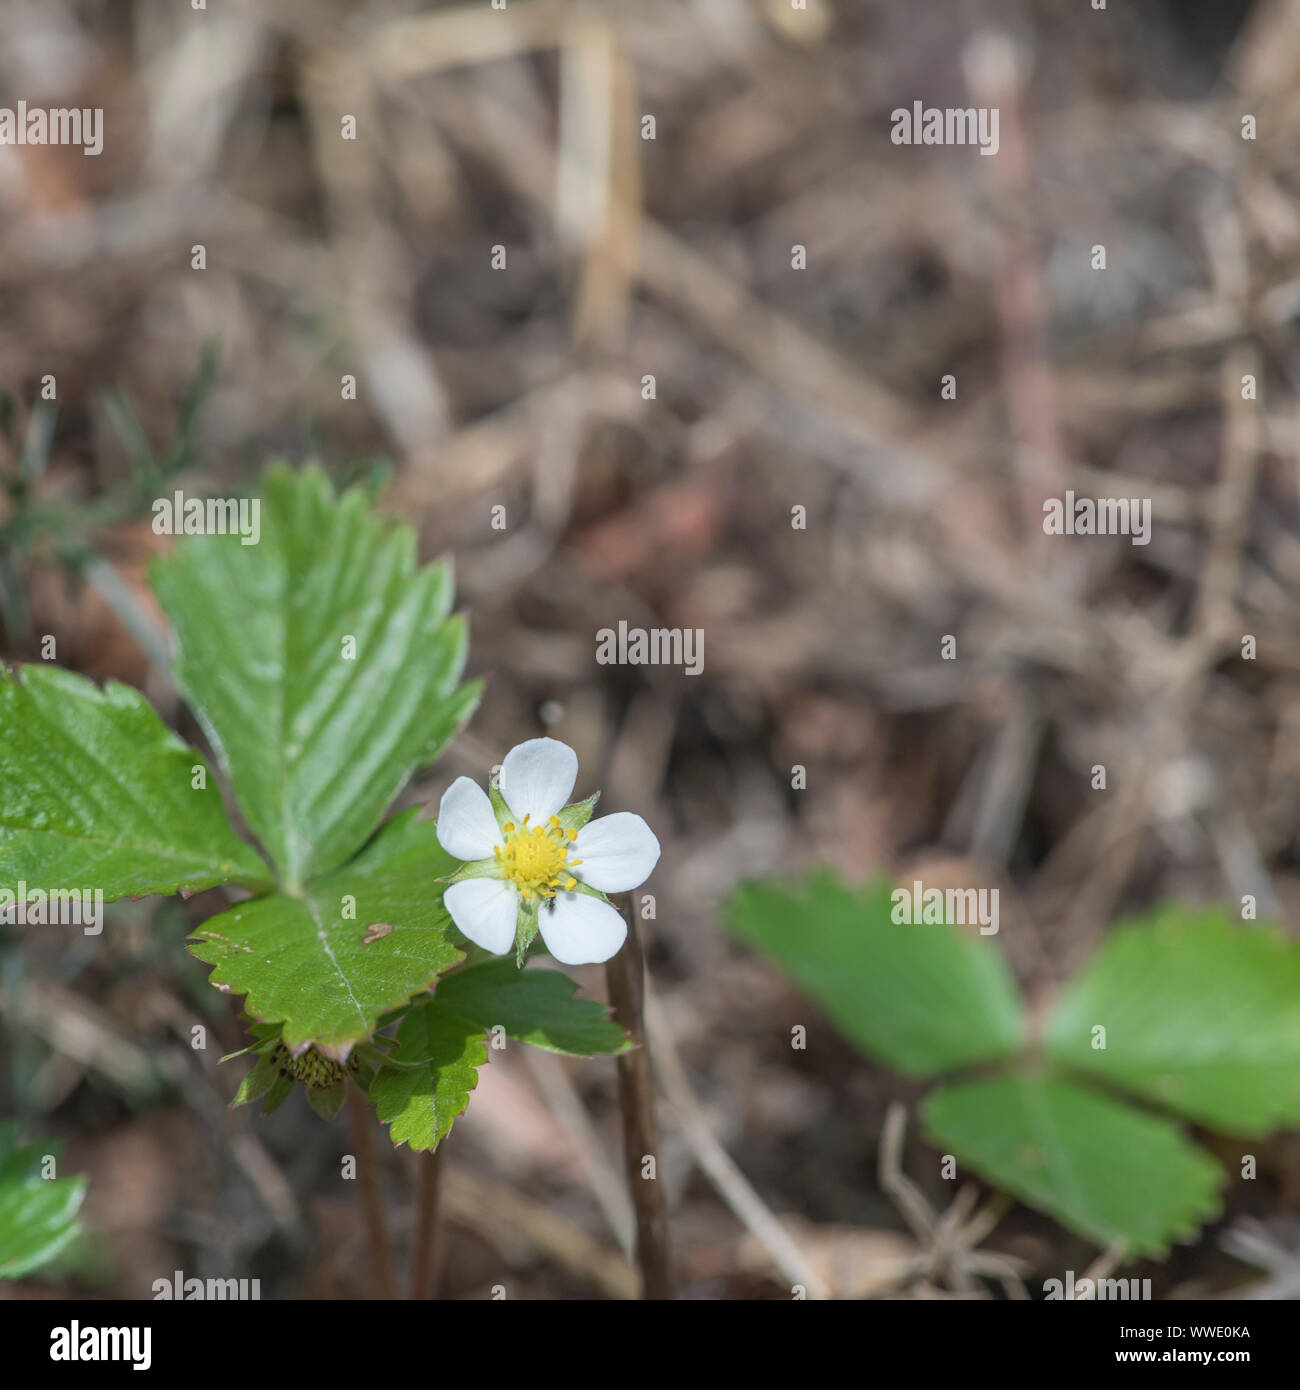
[436,737,660,966]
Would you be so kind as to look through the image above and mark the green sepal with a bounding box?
[231,1052,279,1108]
[353,1037,404,1072]
[349,1055,379,1094]
[556,793,599,833]
[563,878,608,902]
[489,785,513,831]
[262,1073,296,1115]
[515,896,540,967]
[446,857,502,884]
[221,1019,284,1065]
[306,1080,347,1120]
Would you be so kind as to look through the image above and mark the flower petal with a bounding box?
[538,891,628,965]
[436,777,501,861]
[444,878,517,956]
[573,812,661,893]
[500,737,578,824]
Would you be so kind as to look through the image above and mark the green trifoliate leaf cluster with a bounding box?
[728,874,1300,1258]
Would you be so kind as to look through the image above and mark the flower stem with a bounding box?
[345,1081,398,1299]
[605,908,673,1299]
[410,1143,445,1299]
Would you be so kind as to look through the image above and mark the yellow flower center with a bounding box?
[494,815,582,900]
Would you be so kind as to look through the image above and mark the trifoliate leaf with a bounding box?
[0,1126,86,1280]
[726,872,1024,1075]
[189,812,464,1055]
[0,664,271,902]
[1046,907,1300,1136]
[152,463,480,890]
[922,1074,1223,1257]
[434,957,633,1056]
[370,1000,487,1151]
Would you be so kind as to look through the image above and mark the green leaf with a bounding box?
[189,812,464,1055]
[370,1000,487,1151]
[726,872,1024,1076]
[434,957,633,1056]
[0,1127,86,1280]
[152,463,480,889]
[923,1074,1224,1257]
[0,664,271,902]
[1046,907,1300,1136]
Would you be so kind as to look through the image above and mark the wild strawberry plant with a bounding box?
[0,465,635,1159]
[727,874,1300,1258]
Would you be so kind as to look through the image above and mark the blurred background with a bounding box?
[3,0,1300,1299]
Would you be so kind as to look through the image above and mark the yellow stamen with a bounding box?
[495,813,578,900]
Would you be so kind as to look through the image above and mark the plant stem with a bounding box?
[410,1143,445,1299]
[605,907,673,1299]
[346,1082,398,1299]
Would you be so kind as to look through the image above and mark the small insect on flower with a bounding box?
[435,737,660,965]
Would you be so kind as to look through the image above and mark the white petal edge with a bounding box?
[573,812,661,893]
[537,891,628,965]
[444,878,518,956]
[436,777,502,861]
[500,737,578,824]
